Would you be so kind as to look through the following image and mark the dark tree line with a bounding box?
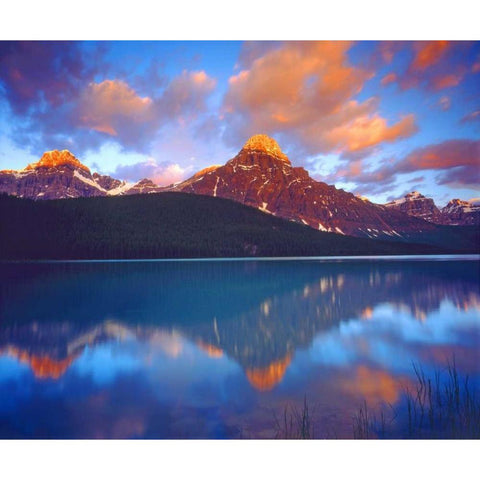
[0,193,476,260]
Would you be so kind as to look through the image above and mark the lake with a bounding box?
[0,256,479,439]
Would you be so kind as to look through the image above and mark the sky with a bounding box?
[0,40,479,205]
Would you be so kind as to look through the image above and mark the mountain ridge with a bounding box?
[1,136,478,237]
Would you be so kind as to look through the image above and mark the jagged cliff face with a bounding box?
[386,192,480,226]
[171,134,435,239]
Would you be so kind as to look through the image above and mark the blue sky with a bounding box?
[0,40,478,205]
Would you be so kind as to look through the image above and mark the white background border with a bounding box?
[1,1,478,478]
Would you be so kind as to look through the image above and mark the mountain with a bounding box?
[169,134,438,240]
[0,150,165,199]
[0,150,108,200]
[385,191,443,223]
[125,178,163,195]
[441,199,480,225]
[386,192,480,226]
[92,172,129,194]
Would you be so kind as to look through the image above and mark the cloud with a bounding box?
[322,158,398,196]
[370,42,477,92]
[436,165,480,188]
[460,109,480,123]
[438,96,451,111]
[222,41,417,158]
[0,41,216,156]
[111,159,193,186]
[159,70,216,119]
[384,41,473,91]
[410,41,450,71]
[0,41,99,115]
[431,73,463,90]
[78,80,154,136]
[400,139,479,171]
[381,72,397,86]
[323,113,417,153]
[324,139,480,194]
[76,71,216,151]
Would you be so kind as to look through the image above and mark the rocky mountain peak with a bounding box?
[136,178,158,186]
[26,150,90,173]
[406,191,423,198]
[240,134,290,164]
[125,178,163,195]
[445,198,467,208]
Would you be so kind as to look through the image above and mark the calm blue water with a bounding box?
[0,256,479,438]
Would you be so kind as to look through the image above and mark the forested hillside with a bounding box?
[0,193,476,260]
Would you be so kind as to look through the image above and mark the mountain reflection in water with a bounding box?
[0,257,478,438]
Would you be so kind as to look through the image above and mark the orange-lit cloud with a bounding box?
[324,113,417,153]
[223,41,417,157]
[404,139,479,170]
[410,41,450,71]
[431,73,463,90]
[75,71,216,152]
[78,79,154,136]
[395,41,472,91]
[381,72,397,86]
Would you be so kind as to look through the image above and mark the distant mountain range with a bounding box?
[1,135,478,243]
[385,191,480,226]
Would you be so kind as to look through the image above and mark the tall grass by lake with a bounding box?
[275,359,480,439]
[353,358,480,439]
